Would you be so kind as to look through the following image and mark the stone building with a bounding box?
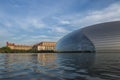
[33,42,56,51]
[6,42,32,50]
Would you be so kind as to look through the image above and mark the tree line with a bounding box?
[0,46,55,53]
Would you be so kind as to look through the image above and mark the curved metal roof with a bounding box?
[82,21,120,52]
[56,21,120,52]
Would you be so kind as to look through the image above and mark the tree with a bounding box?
[0,46,11,53]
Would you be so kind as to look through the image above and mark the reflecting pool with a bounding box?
[0,53,120,80]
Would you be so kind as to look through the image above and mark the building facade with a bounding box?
[33,42,56,51]
[6,42,32,50]
[56,21,120,52]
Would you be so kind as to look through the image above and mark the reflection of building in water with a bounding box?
[37,53,56,66]
[92,53,120,76]
[4,53,56,67]
[6,42,32,50]
[4,54,35,64]
[3,54,36,72]
[57,53,95,70]
[33,42,56,51]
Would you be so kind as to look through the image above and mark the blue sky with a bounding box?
[0,0,120,47]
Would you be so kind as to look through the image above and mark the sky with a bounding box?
[0,0,120,47]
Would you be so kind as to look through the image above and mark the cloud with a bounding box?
[74,3,120,27]
[50,27,69,33]
[60,20,70,25]
[14,35,60,45]
[30,35,48,39]
[0,28,15,47]
[57,2,120,28]
[0,28,13,37]
[0,14,46,31]
[13,17,46,31]
[52,17,71,25]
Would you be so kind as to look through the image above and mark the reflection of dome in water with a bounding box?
[57,53,95,69]
[56,21,120,52]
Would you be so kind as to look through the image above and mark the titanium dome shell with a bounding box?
[56,21,120,52]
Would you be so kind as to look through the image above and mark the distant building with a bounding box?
[33,42,56,51]
[6,42,32,50]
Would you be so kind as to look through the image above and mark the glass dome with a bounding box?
[56,29,95,52]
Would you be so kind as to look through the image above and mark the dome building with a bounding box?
[56,21,120,52]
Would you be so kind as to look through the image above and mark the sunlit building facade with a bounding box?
[6,42,32,50]
[56,21,120,52]
[33,42,56,51]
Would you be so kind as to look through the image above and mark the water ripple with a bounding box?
[0,53,120,80]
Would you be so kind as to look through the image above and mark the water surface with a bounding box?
[0,53,120,80]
